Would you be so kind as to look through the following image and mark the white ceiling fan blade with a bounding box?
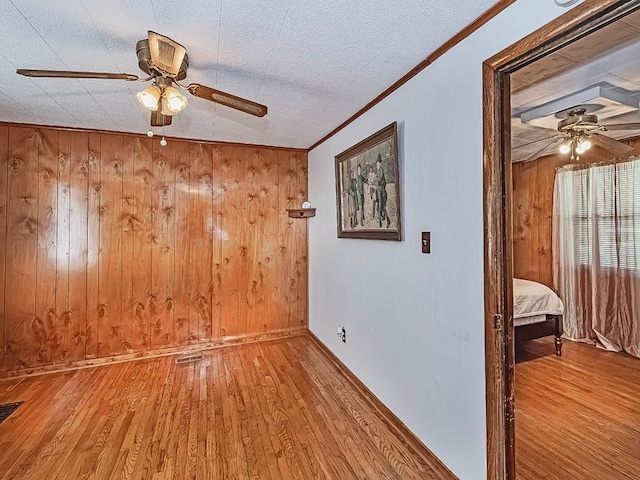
[521,138,565,163]
[601,122,640,131]
[513,134,562,150]
[590,133,633,156]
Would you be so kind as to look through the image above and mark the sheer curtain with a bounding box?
[553,158,640,358]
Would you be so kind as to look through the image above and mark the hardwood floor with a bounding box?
[0,334,452,480]
[515,338,640,480]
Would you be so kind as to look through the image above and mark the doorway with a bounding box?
[482,1,640,478]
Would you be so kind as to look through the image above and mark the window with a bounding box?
[558,158,640,272]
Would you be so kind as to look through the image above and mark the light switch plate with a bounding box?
[421,232,430,254]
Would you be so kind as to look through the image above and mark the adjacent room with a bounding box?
[1,1,632,479]
[510,7,640,479]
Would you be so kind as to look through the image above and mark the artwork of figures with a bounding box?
[334,122,401,240]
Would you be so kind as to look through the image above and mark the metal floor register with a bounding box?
[0,402,23,424]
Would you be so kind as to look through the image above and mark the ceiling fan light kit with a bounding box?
[137,85,161,110]
[557,122,593,159]
[17,30,268,132]
[136,82,188,116]
[569,138,592,155]
[161,86,188,115]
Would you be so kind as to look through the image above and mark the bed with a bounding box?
[514,278,564,356]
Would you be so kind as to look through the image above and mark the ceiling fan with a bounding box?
[518,106,640,163]
[17,31,268,130]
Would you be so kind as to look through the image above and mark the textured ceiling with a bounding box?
[0,0,498,149]
[511,9,640,162]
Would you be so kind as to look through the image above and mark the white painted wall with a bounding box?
[308,1,583,478]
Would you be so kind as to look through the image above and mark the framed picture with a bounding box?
[335,122,401,240]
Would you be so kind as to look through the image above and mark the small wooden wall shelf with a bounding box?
[287,208,316,218]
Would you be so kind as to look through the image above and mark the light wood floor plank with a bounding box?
[516,338,640,480]
[0,335,453,480]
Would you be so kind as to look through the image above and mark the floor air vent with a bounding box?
[175,353,204,364]
[0,402,23,424]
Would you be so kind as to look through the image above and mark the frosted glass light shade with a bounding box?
[137,85,161,111]
[162,86,188,115]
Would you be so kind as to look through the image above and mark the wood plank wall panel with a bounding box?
[219,145,242,337]
[86,132,101,359]
[0,124,308,374]
[98,134,125,357]
[69,131,89,361]
[132,136,154,351]
[260,149,281,333]
[35,128,59,366]
[0,125,7,371]
[120,135,135,353]
[151,141,176,348]
[278,151,295,331]
[191,142,214,342]
[233,146,249,337]
[512,140,640,288]
[211,146,223,339]
[56,130,71,363]
[186,143,201,342]
[291,151,309,328]
[512,160,541,284]
[278,150,309,330]
[4,127,39,370]
[245,148,262,334]
[172,141,192,345]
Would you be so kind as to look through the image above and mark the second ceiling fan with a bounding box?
[519,106,640,163]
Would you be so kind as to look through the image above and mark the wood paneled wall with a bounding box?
[512,138,640,288]
[512,155,557,288]
[0,124,308,374]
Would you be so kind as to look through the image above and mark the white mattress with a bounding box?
[515,314,548,327]
[513,278,564,326]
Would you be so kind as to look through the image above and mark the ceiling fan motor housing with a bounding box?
[136,38,189,81]
[557,107,600,133]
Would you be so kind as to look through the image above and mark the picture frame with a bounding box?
[335,122,401,240]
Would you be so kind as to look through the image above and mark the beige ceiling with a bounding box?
[0,0,499,149]
[511,8,640,162]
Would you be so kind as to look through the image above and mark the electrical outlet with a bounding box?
[337,326,346,343]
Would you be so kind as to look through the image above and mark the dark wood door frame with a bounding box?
[482,1,640,478]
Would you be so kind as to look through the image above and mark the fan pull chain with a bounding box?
[160,115,167,147]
